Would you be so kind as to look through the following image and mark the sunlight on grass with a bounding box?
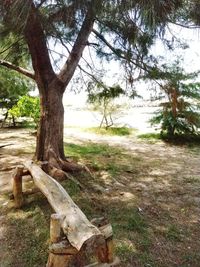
[85,126,136,136]
[137,132,161,140]
[64,142,121,162]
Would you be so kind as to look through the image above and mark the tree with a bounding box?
[9,95,40,126]
[0,0,184,177]
[149,62,200,136]
[87,82,132,129]
[0,68,31,126]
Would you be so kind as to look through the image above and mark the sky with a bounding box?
[30,21,199,107]
[61,24,200,107]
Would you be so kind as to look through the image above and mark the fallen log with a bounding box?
[24,161,105,252]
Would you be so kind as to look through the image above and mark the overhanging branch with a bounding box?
[58,2,96,86]
[0,59,35,80]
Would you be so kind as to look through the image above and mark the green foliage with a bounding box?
[87,82,130,129]
[0,68,30,110]
[150,62,200,137]
[137,133,161,140]
[9,95,40,126]
[0,0,184,84]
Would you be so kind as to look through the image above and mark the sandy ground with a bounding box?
[1,126,200,266]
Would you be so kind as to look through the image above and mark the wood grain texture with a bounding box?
[24,161,104,251]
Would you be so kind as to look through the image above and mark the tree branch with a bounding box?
[24,2,57,86]
[0,59,35,80]
[58,3,96,86]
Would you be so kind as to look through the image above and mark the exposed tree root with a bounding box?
[36,148,104,193]
[60,160,84,173]
[38,158,88,190]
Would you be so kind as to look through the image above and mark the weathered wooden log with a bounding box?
[99,224,113,263]
[12,166,24,208]
[9,187,40,200]
[24,161,105,251]
[50,214,64,243]
[49,240,78,255]
[48,240,86,267]
[22,169,30,176]
[91,217,109,228]
[99,224,113,240]
[47,253,72,267]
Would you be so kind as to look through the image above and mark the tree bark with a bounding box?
[35,80,65,165]
[24,161,105,251]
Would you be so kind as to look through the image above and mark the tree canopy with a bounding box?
[0,0,198,176]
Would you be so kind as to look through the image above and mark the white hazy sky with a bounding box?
[60,25,200,106]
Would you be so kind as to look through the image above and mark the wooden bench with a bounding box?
[12,161,120,267]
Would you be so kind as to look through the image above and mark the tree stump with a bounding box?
[47,213,85,267]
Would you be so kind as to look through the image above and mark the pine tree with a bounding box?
[150,62,200,137]
[0,0,183,177]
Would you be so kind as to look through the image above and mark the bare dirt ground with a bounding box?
[1,127,200,267]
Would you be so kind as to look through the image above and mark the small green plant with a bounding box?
[9,95,40,127]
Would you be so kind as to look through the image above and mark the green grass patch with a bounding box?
[4,207,49,267]
[62,179,81,197]
[126,211,148,233]
[64,142,120,160]
[165,224,182,242]
[108,207,148,235]
[86,126,135,136]
[64,142,141,178]
[115,241,136,263]
[137,132,161,141]
[139,252,157,267]
[64,142,130,176]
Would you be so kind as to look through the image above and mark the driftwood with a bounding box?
[12,162,119,266]
[9,187,40,200]
[24,161,105,251]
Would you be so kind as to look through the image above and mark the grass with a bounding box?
[86,126,135,136]
[165,224,182,242]
[138,132,200,147]
[1,128,200,267]
[137,132,161,141]
[1,206,49,267]
[64,142,133,174]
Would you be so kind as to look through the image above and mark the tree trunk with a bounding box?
[22,1,95,175]
[34,80,83,176]
[35,80,65,166]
